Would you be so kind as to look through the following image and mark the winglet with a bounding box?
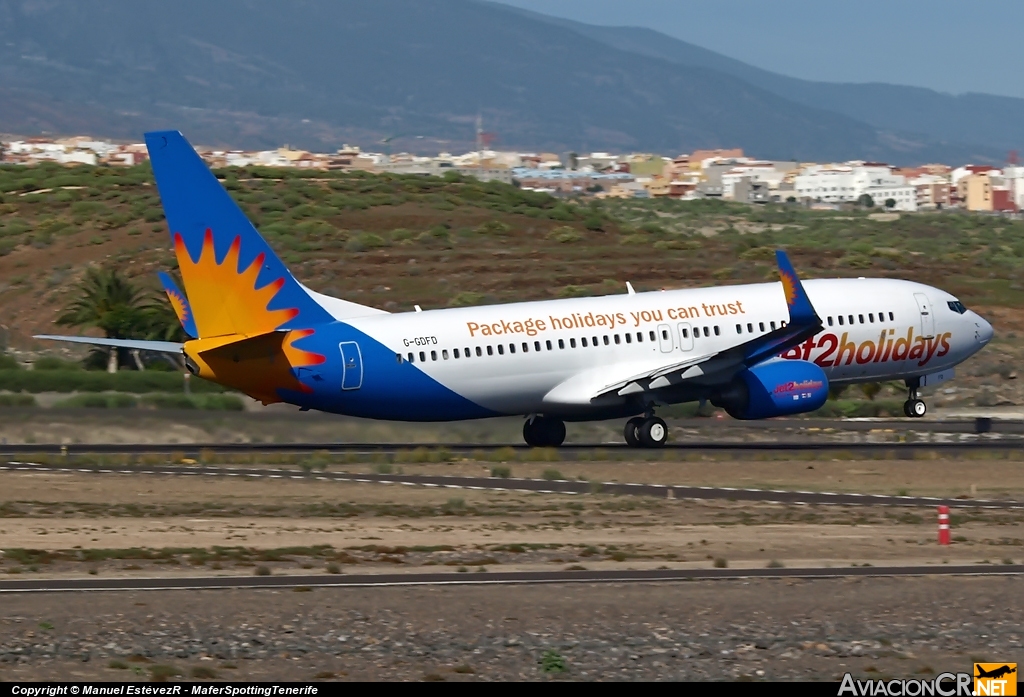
[158,271,198,339]
[775,250,819,326]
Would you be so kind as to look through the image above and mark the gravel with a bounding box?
[1,575,1021,681]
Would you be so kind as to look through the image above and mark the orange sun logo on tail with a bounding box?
[779,269,798,306]
[174,230,298,338]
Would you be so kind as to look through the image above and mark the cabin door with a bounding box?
[339,341,363,390]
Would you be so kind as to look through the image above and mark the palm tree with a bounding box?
[57,266,181,372]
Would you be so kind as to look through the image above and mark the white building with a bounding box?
[795,163,917,211]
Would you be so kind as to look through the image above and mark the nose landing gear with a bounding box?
[523,416,566,447]
[624,414,668,448]
[903,379,927,418]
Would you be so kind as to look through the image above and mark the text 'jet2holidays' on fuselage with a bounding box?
[37,131,994,448]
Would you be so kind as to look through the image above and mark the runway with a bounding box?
[4,460,1023,509]
[0,437,1023,457]
[0,564,1021,593]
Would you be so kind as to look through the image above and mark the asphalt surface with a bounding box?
[4,461,1023,509]
[1,437,1023,457]
[0,565,1021,593]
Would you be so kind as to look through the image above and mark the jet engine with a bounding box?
[710,359,829,420]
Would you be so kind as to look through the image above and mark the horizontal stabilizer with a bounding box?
[34,335,184,354]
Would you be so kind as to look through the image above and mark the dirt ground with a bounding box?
[0,458,1021,681]
[0,458,1021,577]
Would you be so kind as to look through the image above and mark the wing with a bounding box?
[34,335,184,354]
[593,250,822,400]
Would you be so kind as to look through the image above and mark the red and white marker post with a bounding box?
[937,505,951,545]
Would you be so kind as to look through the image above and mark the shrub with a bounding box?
[547,226,582,243]
[540,650,567,674]
[0,355,20,370]
[0,394,36,407]
[449,291,486,307]
[490,466,511,478]
[254,565,271,576]
[33,356,81,371]
[542,468,564,481]
[191,666,217,679]
[713,557,728,568]
[149,665,182,682]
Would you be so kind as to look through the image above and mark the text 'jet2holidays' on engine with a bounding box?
[37,131,994,448]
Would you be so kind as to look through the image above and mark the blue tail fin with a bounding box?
[144,130,332,338]
[775,250,819,326]
[157,271,198,339]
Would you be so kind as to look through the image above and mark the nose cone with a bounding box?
[973,312,993,346]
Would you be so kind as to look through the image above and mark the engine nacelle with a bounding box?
[711,359,829,420]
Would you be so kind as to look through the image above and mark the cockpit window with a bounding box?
[947,300,967,314]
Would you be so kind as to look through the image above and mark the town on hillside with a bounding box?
[2,135,1021,214]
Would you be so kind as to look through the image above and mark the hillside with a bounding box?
[2,162,1023,336]
[0,0,1001,163]
[524,12,1023,160]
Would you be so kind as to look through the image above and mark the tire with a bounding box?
[911,399,927,418]
[639,417,668,448]
[903,400,914,418]
[624,417,644,447]
[525,416,566,447]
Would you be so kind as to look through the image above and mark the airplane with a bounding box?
[37,131,994,448]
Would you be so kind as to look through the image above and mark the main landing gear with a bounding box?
[903,380,927,418]
[624,415,668,448]
[523,415,566,447]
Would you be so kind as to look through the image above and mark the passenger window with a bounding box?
[419,351,426,362]
[535,341,541,352]
[523,342,529,353]
[614,334,621,344]
[546,340,552,350]
[868,313,874,323]
[603,335,610,345]
[442,349,448,360]
[558,339,565,349]
[498,345,504,355]
[858,314,864,324]
[747,323,753,333]
[649,331,656,341]
[570,338,576,348]
[509,343,515,354]
[827,317,833,327]
[736,324,742,334]
[769,322,776,330]
[486,346,493,356]
[848,315,854,325]
[408,352,414,363]
[581,337,588,348]
[396,353,403,363]
[636,332,643,342]
[682,328,689,338]
[713,326,720,336]
[476,347,482,357]
[465,347,470,357]
[660,330,668,340]
[838,316,844,326]
[431,350,437,361]
[759,322,765,332]
[453,348,460,359]
[889,312,894,321]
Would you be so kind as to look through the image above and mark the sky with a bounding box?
[494,0,1024,99]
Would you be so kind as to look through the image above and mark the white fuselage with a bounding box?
[341,277,992,419]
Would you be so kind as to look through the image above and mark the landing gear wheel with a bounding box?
[523,416,566,447]
[638,417,669,448]
[903,399,927,418]
[624,417,645,447]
